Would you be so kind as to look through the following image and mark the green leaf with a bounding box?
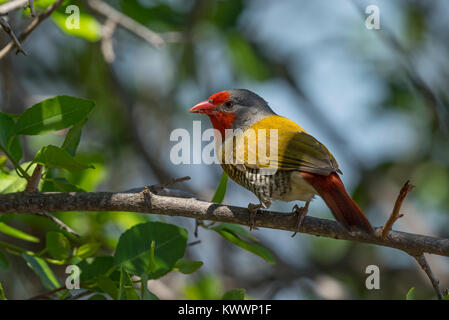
[77,256,114,282]
[122,268,140,300]
[0,112,20,120]
[33,145,94,171]
[46,231,71,260]
[22,253,60,290]
[212,222,258,242]
[222,288,245,300]
[0,250,10,272]
[212,227,275,264]
[62,153,105,191]
[14,96,95,135]
[0,173,27,194]
[43,177,86,192]
[212,172,228,203]
[0,214,13,223]
[184,274,223,300]
[175,258,203,274]
[140,274,159,300]
[52,11,101,42]
[0,222,40,243]
[125,287,140,300]
[74,242,101,259]
[118,266,126,300]
[114,222,188,278]
[0,112,22,162]
[97,275,118,300]
[0,163,35,193]
[406,287,415,300]
[442,294,449,300]
[148,240,156,273]
[0,281,6,300]
[62,118,87,156]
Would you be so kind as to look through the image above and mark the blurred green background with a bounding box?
[0,0,448,299]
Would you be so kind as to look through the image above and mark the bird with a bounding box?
[189,89,373,236]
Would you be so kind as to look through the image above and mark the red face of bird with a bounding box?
[189,89,276,138]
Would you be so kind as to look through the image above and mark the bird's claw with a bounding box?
[291,204,308,238]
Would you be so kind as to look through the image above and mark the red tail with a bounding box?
[301,172,373,233]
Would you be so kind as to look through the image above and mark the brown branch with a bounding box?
[0,16,27,55]
[100,18,116,63]
[86,0,164,48]
[0,190,448,258]
[0,0,29,15]
[381,180,414,239]
[21,164,78,236]
[0,0,64,59]
[24,164,42,192]
[413,253,444,299]
[26,0,35,17]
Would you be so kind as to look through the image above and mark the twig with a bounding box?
[381,180,414,239]
[187,240,201,247]
[0,190,448,257]
[0,0,64,60]
[24,164,42,192]
[0,16,27,55]
[413,253,444,299]
[86,0,164,48]
[149,176,191,194]
[65,290,93,300]
[194,219,200,238]
[32,211,80,238]
[29,285,68,300]
[100,18,116,63]
[0,0,29,15]
[26,0,35,17]
[21,164,77,236]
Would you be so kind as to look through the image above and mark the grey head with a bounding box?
[225,89,276,130]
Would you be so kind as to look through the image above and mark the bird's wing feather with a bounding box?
[220,117,339,175]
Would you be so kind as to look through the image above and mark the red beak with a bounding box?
[189,100,215,114]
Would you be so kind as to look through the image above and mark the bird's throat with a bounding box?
[208,112,236,141]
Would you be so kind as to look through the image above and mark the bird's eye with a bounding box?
[224,100,233,108]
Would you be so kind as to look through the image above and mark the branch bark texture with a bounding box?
[0,191,448,258]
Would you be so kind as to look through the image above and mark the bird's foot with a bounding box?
[290,202,309,238]
[248,203,263,231]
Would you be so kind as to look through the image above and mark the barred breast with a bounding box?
[221,164,316,208]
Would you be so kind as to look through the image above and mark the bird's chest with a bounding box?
[222,164,314,205]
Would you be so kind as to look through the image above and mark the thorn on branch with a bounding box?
[381,180,414,239]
